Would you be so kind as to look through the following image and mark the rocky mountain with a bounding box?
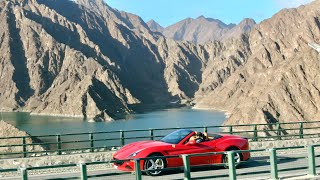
[0,0,239,121]
[150,16,256,44]
[222,18,256,41]
[194,0,320,126]
[147,19,163,33]
[0,0,319,127]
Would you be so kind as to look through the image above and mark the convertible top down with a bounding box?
[113,129,250,175]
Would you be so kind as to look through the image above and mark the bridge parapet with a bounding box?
[2,143,320,180]
[1,121,320,159]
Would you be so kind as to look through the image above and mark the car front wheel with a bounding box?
[144,154,166,176]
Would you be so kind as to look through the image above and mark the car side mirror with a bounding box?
[186,139,196,146]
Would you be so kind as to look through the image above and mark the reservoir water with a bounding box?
[1,108,226,150]
[1,108,226,136]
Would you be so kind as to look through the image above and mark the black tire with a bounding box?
[144,154,167,176]
[222,147,242,169]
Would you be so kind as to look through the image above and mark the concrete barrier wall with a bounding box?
[0,151,115,169]
[249,137,320,149]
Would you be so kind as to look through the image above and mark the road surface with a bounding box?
[1,151,320,180]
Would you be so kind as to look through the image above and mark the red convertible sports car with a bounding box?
[113,129,250,176]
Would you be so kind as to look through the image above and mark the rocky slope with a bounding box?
[0,120,44,154]
[0,0,319,127]
[195,0,320,127]
[149,16,256,44]
[0,0,239,121]
[0,0,138,121]
[222,18,256,41]
[147,19,164,33]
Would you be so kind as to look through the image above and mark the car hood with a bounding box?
[113,140,169,159]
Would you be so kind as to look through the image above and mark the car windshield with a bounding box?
[160,129,193,144]
[207,133,223,140]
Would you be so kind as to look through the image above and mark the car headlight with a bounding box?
[128,150,143,157]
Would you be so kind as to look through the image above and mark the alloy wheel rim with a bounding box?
[234,153,241,163]
[224,152,241,164]
[146,158,164,175]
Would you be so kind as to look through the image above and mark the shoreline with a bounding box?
[30,112,85,118]
[0,103,187,121]
[192,106,230,118]
[0,111,85,119]
[0,104,230,121]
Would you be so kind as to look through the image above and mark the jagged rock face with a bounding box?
[0,0,141,120]
[157,36,248,101]
[153,16,256,44]
[1,0,318,127]
[0,0,233,120]
[222,18,256,41]
[194,0,320,126]
[195,35,251,97]
[147,19,164,33]
[0,0,146,120]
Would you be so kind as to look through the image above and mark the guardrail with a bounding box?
[0,121,320,158]
[1,144,320,180]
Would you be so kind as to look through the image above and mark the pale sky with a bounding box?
[104,0,315,27]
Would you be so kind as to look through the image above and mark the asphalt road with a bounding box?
[2,151,320,180]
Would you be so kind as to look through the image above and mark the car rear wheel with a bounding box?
[222,147,242,168]
[144,154,166,176]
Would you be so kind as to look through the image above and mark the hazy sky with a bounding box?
[104,0,314,27]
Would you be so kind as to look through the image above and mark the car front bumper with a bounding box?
[113,159,135,172]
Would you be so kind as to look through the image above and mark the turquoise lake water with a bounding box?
[1,108,226,136]
[1,108,226,149]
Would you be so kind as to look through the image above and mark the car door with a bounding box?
[165,141,216,166]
